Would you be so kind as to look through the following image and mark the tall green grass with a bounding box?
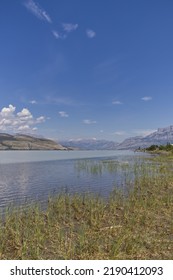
[0,157,173,259]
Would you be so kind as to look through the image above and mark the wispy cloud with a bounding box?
[59,111,69,118]
[24,0,52,23]
[141,96,152,101]
[83,119,97,124]
[45,96,74,106]
[86,29,96,38]
[0,104,45,133]
[52,30,66,40]
[52,23,78,40]
[112,100,123,105]
[112,131,127,136]
[52,30,61,39]
[30,100,37,104]
[62,23,78,33]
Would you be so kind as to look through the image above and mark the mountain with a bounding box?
[116,136,144,150]
[59,125,173,150]
[60,125,173,151]
[116,125,173,150]
[1,124,173,151]
[0,133,67,150]
[59,139,119,150]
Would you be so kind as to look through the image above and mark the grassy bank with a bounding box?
[0,157,173,259]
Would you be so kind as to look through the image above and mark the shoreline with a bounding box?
[0,154,172,260]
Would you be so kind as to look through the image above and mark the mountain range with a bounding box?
[117,125,173,149]
[59,139,119,150]
[0,125,173,151]
[60,125,173,150]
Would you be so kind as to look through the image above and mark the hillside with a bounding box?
[59,139,119,150]
[60,125,173,150]
[0,133,66,150]
[1,125,173,151]
[116,125,173,150]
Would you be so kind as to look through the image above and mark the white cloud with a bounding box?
[30,100,37,104]
[1,104,16,117]
[62,23,78,32]
[112,100,123,105]
[24,0,52,23]
[0,104,45,133]
[0,119,12,126]
[59,111,69,118]
[141,96,152,101]
[17,108,33,120]
[36,116,45,123]
[86,29,96,38]
[83,119,97,124]
[18,125,30,131]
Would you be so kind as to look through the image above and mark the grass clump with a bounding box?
[0,158,173,259]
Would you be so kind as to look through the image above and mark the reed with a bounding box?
[0,156,172,259]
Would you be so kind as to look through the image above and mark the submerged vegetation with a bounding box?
[0,155,173,259]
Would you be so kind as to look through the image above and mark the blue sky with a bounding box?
[0,0,173,141]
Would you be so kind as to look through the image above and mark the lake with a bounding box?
[0,150,147,213]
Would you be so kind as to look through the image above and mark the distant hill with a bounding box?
[0,133,66,150]
[60,125,173,150]
[116,125,173,150]
[59,139,119,150]
[1,125,173,151]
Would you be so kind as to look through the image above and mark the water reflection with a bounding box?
[0,151,148,213]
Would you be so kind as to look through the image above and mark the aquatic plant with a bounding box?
[0,155,172,259]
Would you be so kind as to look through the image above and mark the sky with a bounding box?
[0,0,173,142]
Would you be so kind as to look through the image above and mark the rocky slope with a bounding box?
[1,125,173,151]
[0,133,66,150]
[59,139,119,150]
[116,125,173,150]
[60,125,173,150]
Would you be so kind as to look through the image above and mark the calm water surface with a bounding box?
[0,150,146,212]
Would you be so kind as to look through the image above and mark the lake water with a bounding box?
[0,150,147,213]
